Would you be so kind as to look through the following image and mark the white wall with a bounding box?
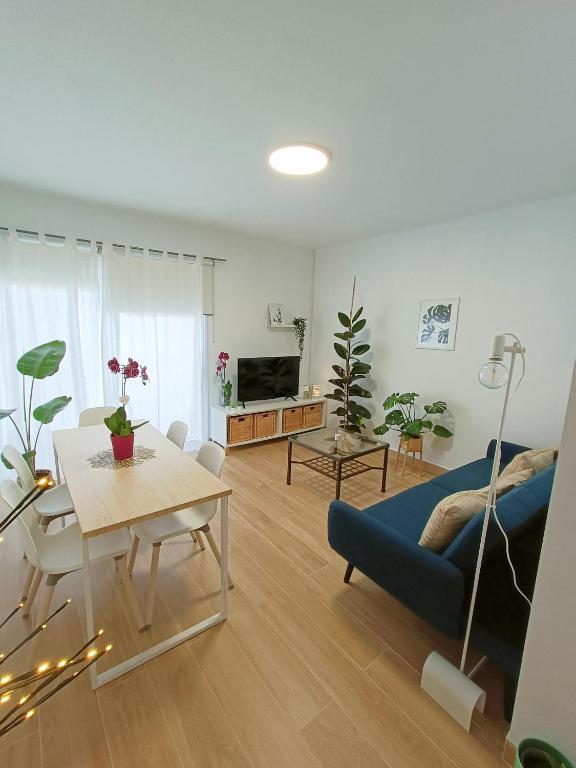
[508,365,576,760]
[311,195,576,469]
[0,182,315,409]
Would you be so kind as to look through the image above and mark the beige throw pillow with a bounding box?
[499,448,555,479]
[419,469,534,552]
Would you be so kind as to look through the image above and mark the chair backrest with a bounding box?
[0,479,42,567]
[195,441,225,478]
[166,420,188,450]
[2,445,36,492]
[79,406,117,427]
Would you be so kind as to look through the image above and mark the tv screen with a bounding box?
[238,356,300,402]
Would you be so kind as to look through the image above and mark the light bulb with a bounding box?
[479,361,508,389]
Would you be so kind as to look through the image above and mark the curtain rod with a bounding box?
[0,226,227,264]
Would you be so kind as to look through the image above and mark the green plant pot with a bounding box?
[516,739,574,768]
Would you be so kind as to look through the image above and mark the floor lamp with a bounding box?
[421,333,526,730]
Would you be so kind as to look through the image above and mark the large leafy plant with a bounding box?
[325,278,372,433]
[374,392,453,440]
[1,340,72,472]
[104,406,148,437]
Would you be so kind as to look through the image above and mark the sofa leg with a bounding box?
[343,563,354,583]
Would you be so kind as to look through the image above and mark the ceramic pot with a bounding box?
[110,433,134,461]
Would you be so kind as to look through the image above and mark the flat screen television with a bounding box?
[238,356,300,402]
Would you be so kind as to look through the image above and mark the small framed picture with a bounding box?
[416,298,460,350]
[268,303,284,326]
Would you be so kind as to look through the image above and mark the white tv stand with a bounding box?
[210,397,326,452]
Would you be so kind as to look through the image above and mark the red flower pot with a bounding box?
[110,433,135,461]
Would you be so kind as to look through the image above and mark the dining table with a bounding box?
[51,422,232,689]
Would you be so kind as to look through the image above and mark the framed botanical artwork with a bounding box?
[416,298,460,350]
[268,303,284,326]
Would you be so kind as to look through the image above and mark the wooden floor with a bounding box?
[0,438,510,767]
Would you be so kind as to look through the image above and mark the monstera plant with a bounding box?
[374,392,453,441]
[1,340,72,472]
[325,278,373,433]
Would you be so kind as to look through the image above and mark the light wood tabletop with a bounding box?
[52,422,232,689]
[52,423,232,539]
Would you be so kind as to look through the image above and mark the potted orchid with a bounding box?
[216,352,232,407]
[107,356,149,405]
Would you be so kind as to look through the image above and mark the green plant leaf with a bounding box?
[352,343,370,356]
[351,319,366,334]
[382,394,398,410]
[16,340,66,379]
[352,306,363,322]
[334,343,348,359]
[328,378,345,387]
[373,424,389,435]
[432,425,453,438]
[334,331,353,340]
[351,361,371,374]
[349,385,372,398]
[352,403,372,419]
[104,406,128,436]
[404,419,423,437]
[0,408,17,421]
[398,392,417,405]
[421,420,433,430]
[385,409,404,426]
[332,407,347,417]
[332,365,345,377]
[32,396,72,424]
[132,420,149,431]
[325,393,343,401]
[338,312,351,328]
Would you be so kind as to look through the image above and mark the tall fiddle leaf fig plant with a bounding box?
[325,278,373,433]
[1,340,72,472]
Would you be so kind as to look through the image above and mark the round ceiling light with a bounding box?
[268,144,330,176]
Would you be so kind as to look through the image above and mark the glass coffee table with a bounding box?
[287,427,390,500]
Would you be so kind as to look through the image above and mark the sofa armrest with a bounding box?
[328,500,466,637]
[486,439,531,465]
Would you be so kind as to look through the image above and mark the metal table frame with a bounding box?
[287,432,389,500]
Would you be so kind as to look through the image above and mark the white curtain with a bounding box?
[0,232,102,471]
[101,246,204,442]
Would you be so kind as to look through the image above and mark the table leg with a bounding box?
[286,440,292,485]
[81,537,97,690]
[335,461,342,500]
[220,496,229,619]
[53,444,61,485]
[381,447,389,492]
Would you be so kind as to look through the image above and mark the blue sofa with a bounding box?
[328,440,555,638]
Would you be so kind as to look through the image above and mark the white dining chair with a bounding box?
[0,479,144,628]
[78,406,117,427]
[165,420,188,450]
[2,445,74,530]
[128,441,232,628]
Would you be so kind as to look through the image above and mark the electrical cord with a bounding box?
[490,332,532,609]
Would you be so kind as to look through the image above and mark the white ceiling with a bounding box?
[2,1,576,248]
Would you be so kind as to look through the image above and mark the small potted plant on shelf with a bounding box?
[216,352,232,407]
[373,392,453,452]
[1,340,72,477]
[104,406,148,461]
[107,356,149,406]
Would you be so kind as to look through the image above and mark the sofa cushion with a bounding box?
[500,448,555,478]
[442,464,556,572]
[419,469,535,552]
[363,482,450,541]
[430,458,495,493]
